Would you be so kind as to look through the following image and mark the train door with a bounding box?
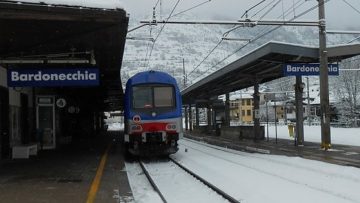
[0,87,10,159]
[36,96,56,149]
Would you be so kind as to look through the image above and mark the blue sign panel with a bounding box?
[7,68,100,87]
[283,63,339,76]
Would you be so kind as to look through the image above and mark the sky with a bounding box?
[121,0,360,30]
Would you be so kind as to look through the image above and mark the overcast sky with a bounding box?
[121,0,360,30]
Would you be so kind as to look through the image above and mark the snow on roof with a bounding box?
[7,0,124,10]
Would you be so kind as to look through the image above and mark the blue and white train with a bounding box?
[124,70,183,156]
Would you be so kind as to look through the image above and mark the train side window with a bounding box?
[154,86,174,107]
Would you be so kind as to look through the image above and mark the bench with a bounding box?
[12,143,38,159]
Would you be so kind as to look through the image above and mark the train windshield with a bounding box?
[132,85,175,109]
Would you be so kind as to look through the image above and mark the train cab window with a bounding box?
[132,86,153,108]
[132,85,175,109]
[154,86,174,107]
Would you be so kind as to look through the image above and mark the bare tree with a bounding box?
[332,56,360,127]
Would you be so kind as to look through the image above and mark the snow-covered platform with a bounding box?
[185,131,360,168]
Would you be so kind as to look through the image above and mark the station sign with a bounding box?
[7,67,100,87]
[283,63,339,76]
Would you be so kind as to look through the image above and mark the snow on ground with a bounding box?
[126,138,360,203]
[266,124,360,146]
[107,123,124,131]
[174,139,360,203]
[125,162,162,203]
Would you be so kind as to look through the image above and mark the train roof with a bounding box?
[127,70,178,86]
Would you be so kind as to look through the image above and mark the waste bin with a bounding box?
[288,123,295,138]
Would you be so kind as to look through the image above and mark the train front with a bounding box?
[124,71,183,156]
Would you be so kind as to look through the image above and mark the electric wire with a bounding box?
[189,0,305,78]
[187,39,224,77]
[154,0,161,9]
[146,0,181,69]
[170,0,212,18]
[188,0,268,77]
[189,0,305,77]
[191,0,327,78]
[342,0,360,43]
[143,25,154,68]
[251,0,277,19]
[259,0,282,20]
[342,0,360,15]
[241,0,267,19]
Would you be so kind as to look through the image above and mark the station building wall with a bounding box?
[0,66,35,159]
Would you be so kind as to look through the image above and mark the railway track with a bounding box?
[178,139,360,203]
[138,158,240,203]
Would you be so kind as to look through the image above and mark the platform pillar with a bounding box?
[253,79,260,141]
[295,76,304,145]
[224,93,230,126]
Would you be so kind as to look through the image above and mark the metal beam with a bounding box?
[327,30,360,35]
[140,19,319,27]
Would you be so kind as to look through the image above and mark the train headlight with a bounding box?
[131,124,143,132]
[166,123,177,131]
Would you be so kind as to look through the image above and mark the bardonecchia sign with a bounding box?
[283,63,339,76]
[7,68,99,87]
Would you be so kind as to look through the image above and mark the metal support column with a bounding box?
[253,79,260,141]
[195,104,200,128]
[295,76,304,145]
[319,0,331,149]
[189,104,193,131]
[184,106,189,131]
[307,77,311,126]
[225,93,230,126]
[207,102,212,133]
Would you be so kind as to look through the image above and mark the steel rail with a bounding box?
[169,157,241,203]
[139,161,167,203]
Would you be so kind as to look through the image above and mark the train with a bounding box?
[124,70,183,156]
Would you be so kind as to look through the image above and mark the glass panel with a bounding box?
[38,106,54,146]
[154,86,174,107]
[132,86,153,108]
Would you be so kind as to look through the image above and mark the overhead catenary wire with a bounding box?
[251,0,278,19]
[241,0,267,19]
[191,0,329,78]
[342,0,360,15]
[188,0,268,77]
[188,0,307,78]
[170,0,212,18]
[189,0,305,77]
[146,0,181,69]
[143,25,154,68]
[259,0,282,20]
[341,0,360,43]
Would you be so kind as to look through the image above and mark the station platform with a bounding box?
[185,131,360,168]
[0,131,133,203]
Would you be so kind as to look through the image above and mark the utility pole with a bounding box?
[319,0,331,150]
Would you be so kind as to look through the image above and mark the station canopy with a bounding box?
[0,1,129,111]
[182,41,360,104]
